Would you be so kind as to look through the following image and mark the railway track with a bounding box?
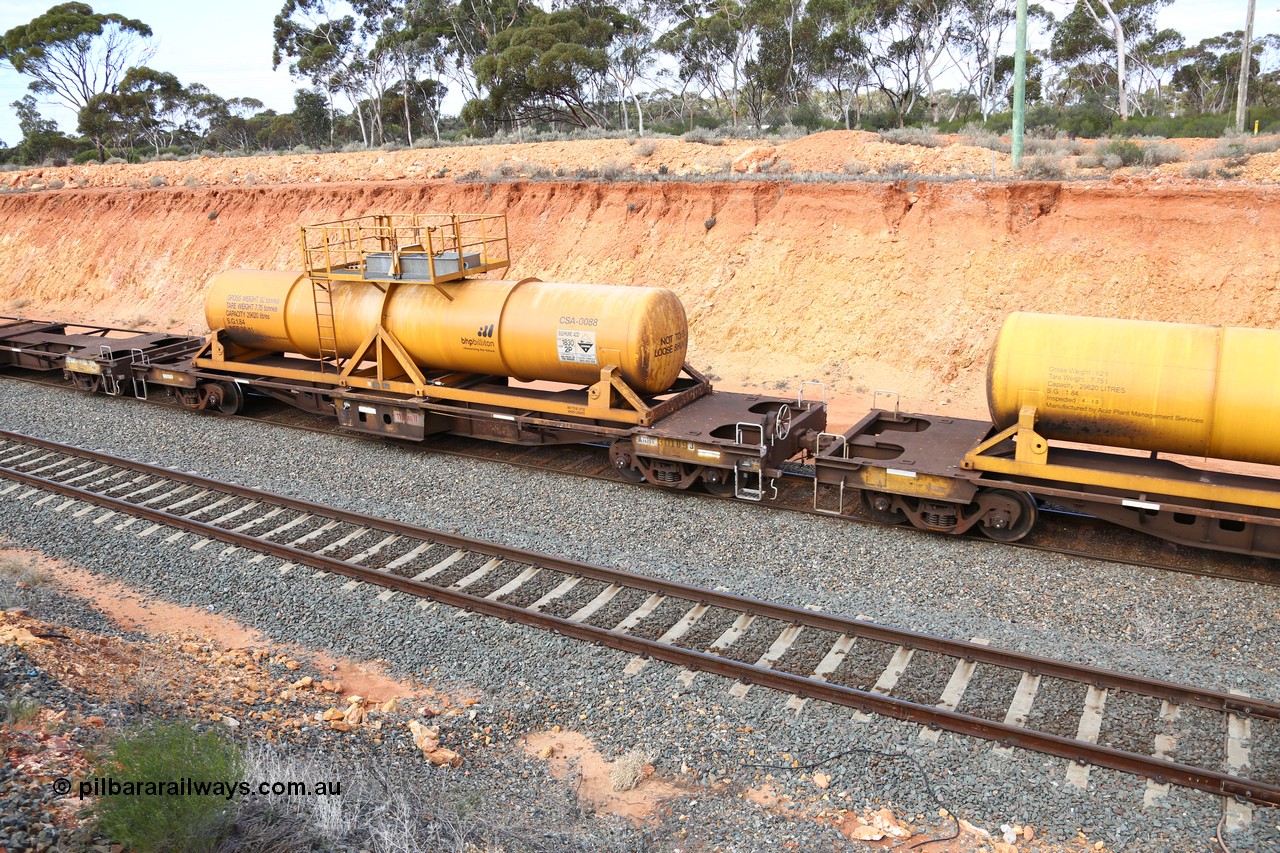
[2,426,1278,813]
[2,370,1274,588]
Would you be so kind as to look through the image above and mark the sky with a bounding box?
[0,0,1276,148]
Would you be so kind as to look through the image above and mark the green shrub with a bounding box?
[681,127,723,145]
[1022,156,1064,179]
[1184,162,1211,179]
[960,123,1010,152]
[1100,139,1143,166]
[1142,143,1184,166]
[1248,134,1280,155]
[1025,133,1085,157]
[93,722,244,853]
[1,692,41,725]
[878,125,942,148]
[1212,137,1249,159]
[768,123,807,140]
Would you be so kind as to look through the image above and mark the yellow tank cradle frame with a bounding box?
[964,403,1280,515]
[193,213,709,426]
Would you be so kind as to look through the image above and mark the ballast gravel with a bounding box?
[2,379,1280,851]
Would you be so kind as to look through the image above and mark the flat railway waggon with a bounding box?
[3,212,1278,560]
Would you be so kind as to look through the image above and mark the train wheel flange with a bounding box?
[211,381,243,415]
[978,489,1038,542]
[861,489,907,525]
[608,440,645,483]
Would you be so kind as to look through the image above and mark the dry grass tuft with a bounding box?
[611,748,653,791]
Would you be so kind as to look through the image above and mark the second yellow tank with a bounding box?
[987,312,1280,466]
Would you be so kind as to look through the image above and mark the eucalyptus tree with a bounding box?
[594,0,660,134]
[1,2,156,159]
[377,0,449,143]
[749,0,820,125]
[656,0,760,127]
[808,0,870,128]
[439,0,532,108]
[116,67,191,153]
[1,3,154,111]
[1049,0,1170,120]
[857,0,961,125]
[470,4,622,128]
[273,0,360,143]
[1171,30,1280,115]
[10,94,71,162]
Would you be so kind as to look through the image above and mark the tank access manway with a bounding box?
[1,425,1278,813]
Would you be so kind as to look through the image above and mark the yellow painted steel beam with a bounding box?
[966,451,1280,513]
[965,405,1280,511]
[191,356,651,425]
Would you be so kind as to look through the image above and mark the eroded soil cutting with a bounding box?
[2,133,1278,426]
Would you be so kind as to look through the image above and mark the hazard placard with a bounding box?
[556,329,597,364]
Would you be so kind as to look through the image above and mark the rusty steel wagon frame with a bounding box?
[813,405,1280,559]
[0,317,205,399]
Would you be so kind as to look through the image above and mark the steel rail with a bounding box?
[2,432,1280,807]
[2,426,1275,723]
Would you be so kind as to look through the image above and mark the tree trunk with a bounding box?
[354,101,369,147]
[1236,0,1257,131]
[630,88,645,136]
[326,89,336,147]
[1085,0,1129,121]
[403,85,414,147]
[1112,10,1127,120]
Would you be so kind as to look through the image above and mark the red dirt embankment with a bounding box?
[2,175,1278,421]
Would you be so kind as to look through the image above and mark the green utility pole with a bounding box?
[1011,0,1029,170]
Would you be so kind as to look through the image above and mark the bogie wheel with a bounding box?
[701,468,736,498]
[68,372,101,394]
[979,489,1038,542]
[861,489,906,525]
[608,440,645,483]
[210,381,244,415]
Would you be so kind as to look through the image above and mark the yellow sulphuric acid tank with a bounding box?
[205,270,688,395]
[987,312,1280,466]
